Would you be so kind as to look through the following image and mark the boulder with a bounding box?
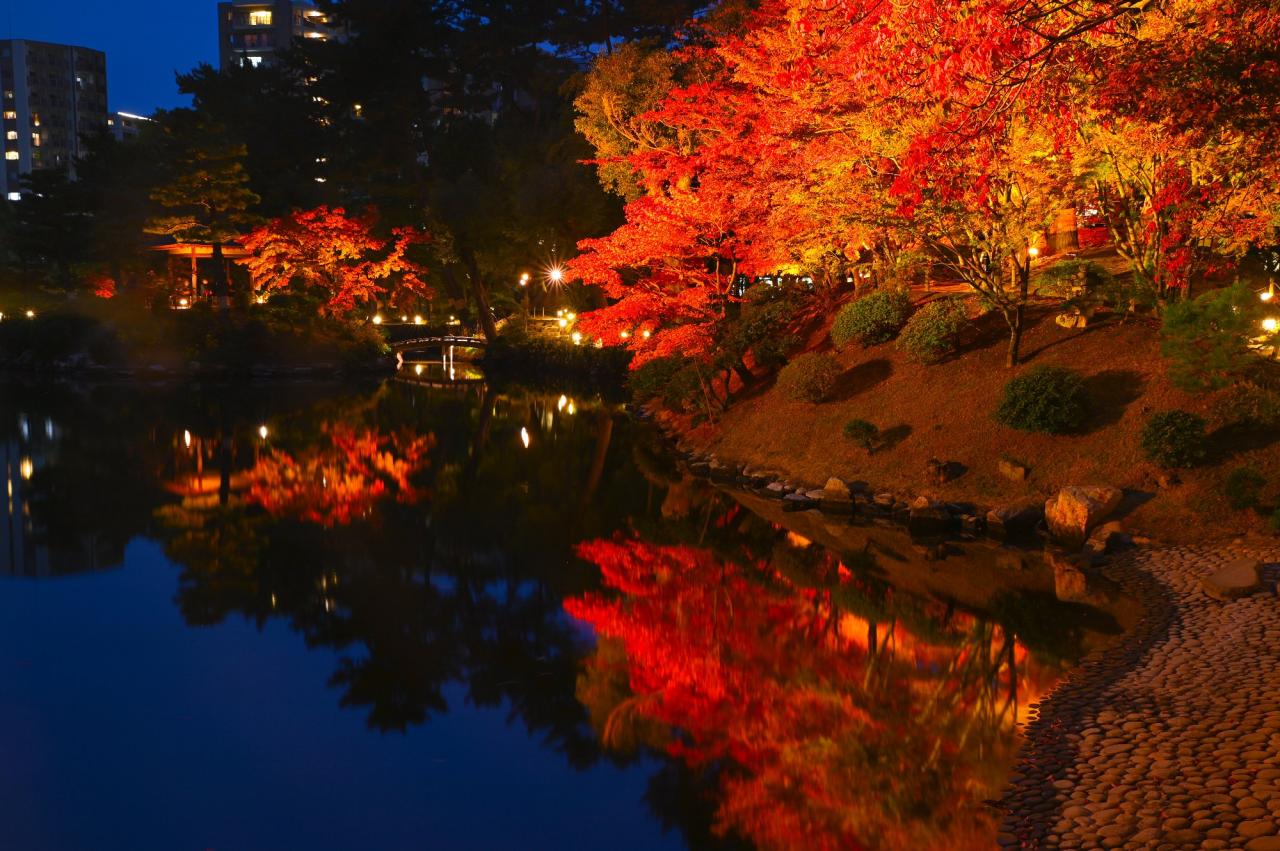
[1045,486,1123,548]
[986,500,1044,540]
[1055,311,1089,330]
[823,477,851,501]
[998,458,1029,482]
[1201,558,1264,601]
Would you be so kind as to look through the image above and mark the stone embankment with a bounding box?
[1001,545,1280,850]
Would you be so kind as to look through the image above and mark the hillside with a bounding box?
[681,299,1280,545]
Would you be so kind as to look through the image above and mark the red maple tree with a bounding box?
[241,206,432,315]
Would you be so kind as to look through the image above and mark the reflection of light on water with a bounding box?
[183,430,192,448]
[520,427,530,449]
[558,395,567,412]
[786,531,813,549]
[19,458,34,481]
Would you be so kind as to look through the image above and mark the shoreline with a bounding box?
[1000,545,1280,849]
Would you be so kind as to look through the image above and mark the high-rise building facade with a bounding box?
[0,40,108,200]
[218,1,335,70]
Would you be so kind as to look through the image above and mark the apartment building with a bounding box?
[218,0,336,70]
[0,39,108,200]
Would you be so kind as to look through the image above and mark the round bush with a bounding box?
[993,366,1089,434]
[842,418,879,451]
[896,298,967,363]
[1140,410,1208,468]
[778,353,842,403]
[1224,467,1266,510]
[830,289,913,348]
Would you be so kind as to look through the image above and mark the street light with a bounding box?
[1261,282,1276,303]
[372,314,383,325]
[1264,317,1279,334]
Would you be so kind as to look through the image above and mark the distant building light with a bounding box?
[6,192,18,201]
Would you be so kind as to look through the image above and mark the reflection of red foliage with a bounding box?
[247,424,433,526]
[91,275,117,299]
[568,537,1027,851]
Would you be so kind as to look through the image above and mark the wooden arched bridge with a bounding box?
[388,334,487,352]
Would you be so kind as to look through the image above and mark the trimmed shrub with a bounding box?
[1217,381,1280,428]
[1140,410,1208,468]
[993,366,1089,434]
[842,419,879,451]
[896,298,967,363]
[778,353,842,403]
[1224,467,1266,511]
[830,289,912,348]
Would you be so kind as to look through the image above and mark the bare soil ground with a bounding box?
[686,297,1280,545]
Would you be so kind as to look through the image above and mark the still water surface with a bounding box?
[0,376,1088,850]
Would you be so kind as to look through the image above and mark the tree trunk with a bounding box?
[460,249,499,341]
[211,241,231,311]
[1006,257,1030,368]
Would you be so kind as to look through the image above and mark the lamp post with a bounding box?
[519,272,530,331]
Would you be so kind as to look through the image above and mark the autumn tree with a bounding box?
[241,206,431,315]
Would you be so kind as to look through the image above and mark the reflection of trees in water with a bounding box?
[2,380,1090,851]
[565,502,1069,851]
[153,382,653,754]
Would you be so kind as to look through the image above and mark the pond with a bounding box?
[0,374,1109,850]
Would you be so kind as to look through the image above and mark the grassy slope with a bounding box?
[691,301,1280,545]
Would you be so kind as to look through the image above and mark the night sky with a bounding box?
[2,0,216,113]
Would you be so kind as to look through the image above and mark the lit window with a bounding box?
[246,56,264,68]
[4,131,14,140]
[30,114,39,127]
[2,111,14,120]
[5,151,18,160]
[6,192,19,201]
[31,133,39,147]
[2,91,11,99]
[249,10,273,25]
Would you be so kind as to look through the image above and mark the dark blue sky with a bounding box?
[3,0,216,113]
